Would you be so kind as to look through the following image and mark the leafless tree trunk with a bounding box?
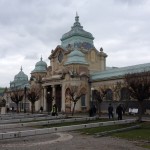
[27,83,41,114]
[66,85,86,116]
[10,89,24,113]
[124,71,150,122]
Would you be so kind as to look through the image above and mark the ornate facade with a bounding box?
[36,14,107,113]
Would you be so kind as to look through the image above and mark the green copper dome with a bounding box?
[61,13,94,48]
[10,67,29,89]
[64,46,88,65]
[14,67,28,81]
[32,57,47,73]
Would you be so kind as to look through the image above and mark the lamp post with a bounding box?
[91,87,94,107]
[24,86,27,113]
[6,93,9,107]
[47,91,50,115]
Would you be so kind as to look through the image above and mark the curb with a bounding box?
[0,119,136,140]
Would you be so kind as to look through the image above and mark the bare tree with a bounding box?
[112,82,122,100]
[0,97,6,107]
[93,87,107,116]
[27,84,41,114]
[67,85,86,116]
[124,71,150,121]
[10,89,24,113]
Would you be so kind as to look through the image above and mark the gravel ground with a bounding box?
[0,131,149,150]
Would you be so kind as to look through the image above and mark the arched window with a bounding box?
[105,89,113,101]
[81,95,86,107]
[121,87,130,101]
[65,88,71,113]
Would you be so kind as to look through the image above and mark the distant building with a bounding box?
[4,67,30,111]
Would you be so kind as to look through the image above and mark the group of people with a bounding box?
[108,103,124,120]
[89,103,124,120]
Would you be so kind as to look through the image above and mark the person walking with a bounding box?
[52,104,58,116]
[40,106,43,113]
[92,105,97,116]
[116,104,123,120]
[108,103,113,119]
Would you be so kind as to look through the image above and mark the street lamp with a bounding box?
[47,91,50,115]
[91,87,94,107]
[24,86,27,113]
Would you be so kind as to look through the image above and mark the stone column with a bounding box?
[52,85,56,105]
[43,87,47,111]
[61,84,65,112]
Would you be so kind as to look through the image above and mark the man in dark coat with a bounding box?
[116,104,123,120]
[108,103,113,119]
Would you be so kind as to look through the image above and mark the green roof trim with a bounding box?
[91,63,150,81]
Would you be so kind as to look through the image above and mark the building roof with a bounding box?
[31,57,47,73]
[14,66,28,81]
[91,63,150,81]
[64,46,88,65]
[61,13,94,48]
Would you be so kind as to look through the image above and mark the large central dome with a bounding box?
[61,14,94,49]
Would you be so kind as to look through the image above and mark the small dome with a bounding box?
[14,67,28,81]
[65,47,88,65]
[32,57,47,73]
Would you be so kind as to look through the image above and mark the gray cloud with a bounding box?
[0,0,150,87]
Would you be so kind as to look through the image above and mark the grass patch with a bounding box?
[112,122,150,141]
[77,122,138,135]
[143,145,150,149]
[112,122,150,149]
[78,121,150,149]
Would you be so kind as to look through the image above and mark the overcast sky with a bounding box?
[0,0,150,87]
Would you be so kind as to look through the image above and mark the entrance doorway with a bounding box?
[55,85,62,112]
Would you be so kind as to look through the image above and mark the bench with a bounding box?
[129,108,138,115]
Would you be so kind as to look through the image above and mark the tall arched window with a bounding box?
[65,88,71,113]
[105,89,113,101]
[121,87,130,101]
[81,95,86,107]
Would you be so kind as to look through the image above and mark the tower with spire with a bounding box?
[61,13,94,49]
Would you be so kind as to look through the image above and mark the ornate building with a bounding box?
[35,14,107,113]
[38,14,150,113]
[5,14,150,113]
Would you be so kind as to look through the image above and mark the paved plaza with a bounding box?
[0,113,149,150]
[0,131,149,150]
